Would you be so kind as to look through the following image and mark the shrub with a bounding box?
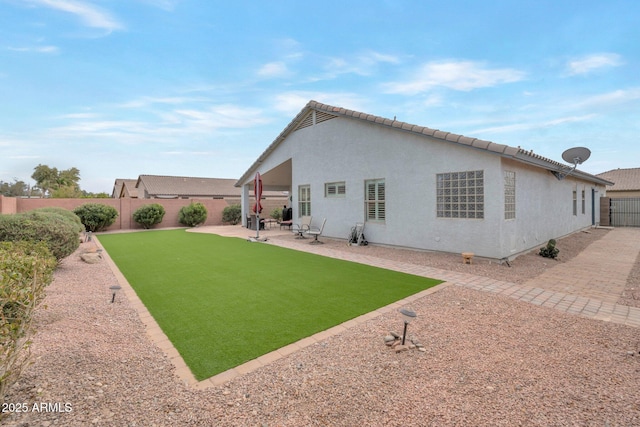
[133,204,166,229]
[222,204,241,225]
[539,239,559,259]
[31,207,84,233]
[0,241,56,406]
[270,207,282,222]
[178,202,208,227]
[0,212,80,260]
[73,203,118,232]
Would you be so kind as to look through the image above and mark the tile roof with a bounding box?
[137,175,241,197]
[237,100,613,187]
[136,175,285,198]
[121,179,138,197]
[596,168,640,191]
[112,178,137,198]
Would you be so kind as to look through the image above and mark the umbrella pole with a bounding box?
[256,212,260,239]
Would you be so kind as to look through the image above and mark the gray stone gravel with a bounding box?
[3,230,640,426]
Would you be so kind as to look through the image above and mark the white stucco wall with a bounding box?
[498,159,604,258]
[241,114,606,259]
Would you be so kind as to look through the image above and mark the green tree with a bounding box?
[58,167,80,188]
[0,179,29,197]
[31,164,81,197]
[80,190,110,198]
[51,185,83,198]
[31,164,58,197]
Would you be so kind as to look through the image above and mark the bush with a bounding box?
[0,212,80,260]
[0,241,57,406]
[178,202,208,227]
[73,203,118,232]
[539,239,559,259]
[133,204,166,229]
[31,207,84,233]
[270,207,282,222]
[222,204,241,225]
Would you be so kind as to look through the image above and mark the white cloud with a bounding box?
[257,62,290,78]
[273,92,367,116]
[172,105,269,130]
[471,114,597,134]
[320,50,400,79]
[572,87,640,109]
[137,0,180,11]
[567,53,623,75]
[57,112,99,119]
[45,102,271,146]
[8,45,59,53]
[384,60,526,94]
[117,96,204,108]
[359,50,400,65]
[28,0,123,31]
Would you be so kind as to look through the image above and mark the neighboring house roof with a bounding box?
[135,174,286,198]
[112,179,138,198]
[236,100,613,187]
[121,179,139,198]
[119,179,138,198]
[596,168,640,191]
[137,175,241,198]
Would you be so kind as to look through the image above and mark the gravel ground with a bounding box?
[270,227,612,285]
[3,228,640,426]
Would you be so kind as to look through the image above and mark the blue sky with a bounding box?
[1,0,638,193]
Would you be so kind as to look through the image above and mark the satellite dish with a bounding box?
[554,146,591,180]
[561,147,591,165]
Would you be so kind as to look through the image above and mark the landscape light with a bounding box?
[399,308,416,345]
[109,285,122,303]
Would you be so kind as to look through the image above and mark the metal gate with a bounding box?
[606,197,640,227]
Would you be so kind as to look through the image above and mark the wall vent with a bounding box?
[294,110,338,131]
[295,112,314,130]
[315,111,337,124]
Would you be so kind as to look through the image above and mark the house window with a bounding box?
[581,189,586,214]
[573,189,577,216]
[325,181,346,198]
[504,171,516,220]
[298,185,311,217]
[365,179,385,221]
[436,170,484,219]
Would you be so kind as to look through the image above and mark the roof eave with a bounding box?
[235,100,614,188]
[235,102,316,187]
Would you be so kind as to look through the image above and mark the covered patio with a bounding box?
[239,158,292,229]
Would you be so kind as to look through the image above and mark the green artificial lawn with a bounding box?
[98,229,441,380]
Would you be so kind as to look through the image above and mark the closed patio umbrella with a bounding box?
[253,172,263,238]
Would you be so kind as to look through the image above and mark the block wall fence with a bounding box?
[0,196,285,231]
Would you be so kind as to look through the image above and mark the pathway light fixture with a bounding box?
[109,285,122,303]
[399,308,416,345]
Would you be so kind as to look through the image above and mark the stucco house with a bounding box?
[112,175,287,217]
[134,175,242,199]
[236,100,612,259]
[596,168,640,198]
[596,168,640,227]
[112,179,138,198]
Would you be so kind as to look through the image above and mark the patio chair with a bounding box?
[292,216,312,239]
[305,218,326,244]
